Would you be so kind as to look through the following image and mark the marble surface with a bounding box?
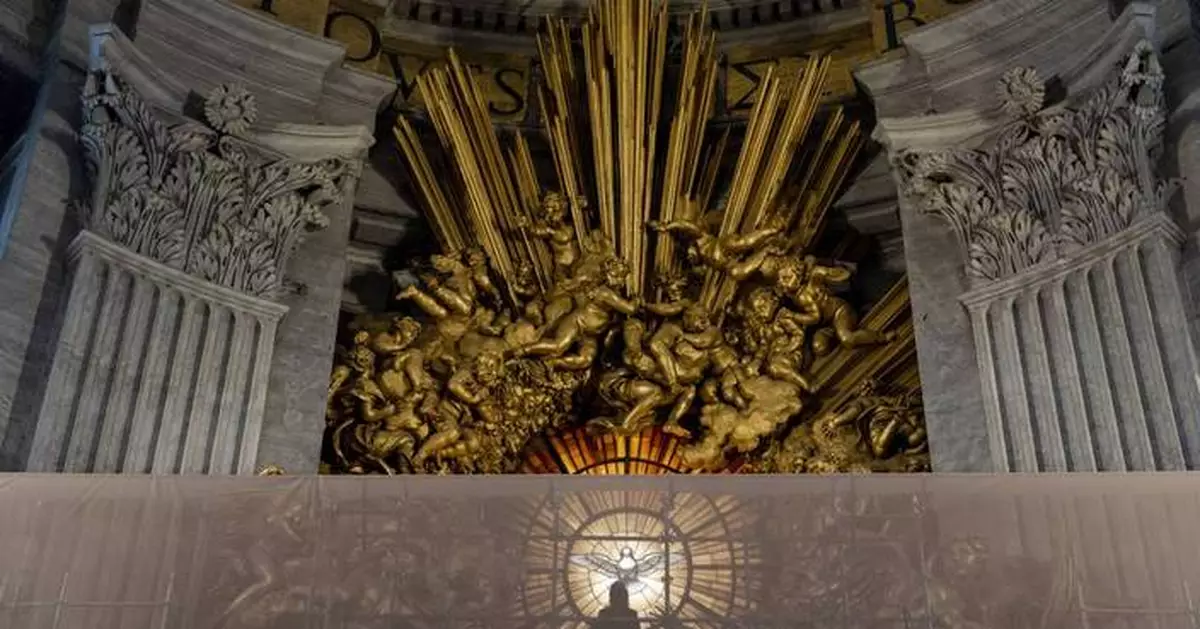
[28,232,287,474]
[859,2,1200,472]
[0,67,86,471]
[0,0,392,473]
[893,190,993,471]
[837,154,906,273]
[256,180,357,474]
[1162,34,1200,358]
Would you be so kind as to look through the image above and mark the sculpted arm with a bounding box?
[474,313,505,336]
[435,285,475,315]
[812,263,852,285]
[648,326,683,388]
[644,300,688,317]
[397,285,451,319]
[827,402,866,428]
[355,383,395,423]
[650,219,706,241]
[724,225,781,253]
[473,273,502,304]
[790,297,822,326]
[728,248,772,281]
[871,416,902,458]
[447,372,484,405]
[597,289,640,316]
[683,328,722,350]
[777,309,810,333]
[399,350,433,391]
[527,223,557,238]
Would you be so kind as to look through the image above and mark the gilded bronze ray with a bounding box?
[325,0,925,475]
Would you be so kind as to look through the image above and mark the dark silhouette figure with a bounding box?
[591,581,639,629]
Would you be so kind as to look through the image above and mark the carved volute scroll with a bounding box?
[77,71,349,299]
[896,41,1175,285]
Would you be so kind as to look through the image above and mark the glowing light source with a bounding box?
[521,426,746,475]
[519,490,759,626]
[566,518,683,616]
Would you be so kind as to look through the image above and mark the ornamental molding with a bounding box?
[895,41,1176,286]
[67,230,289,321]
[958,212,1183,311]
[384,0,856,36]
[78,70,350,300]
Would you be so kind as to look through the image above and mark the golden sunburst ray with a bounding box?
[327,0,927,476]
[393,0,862,310]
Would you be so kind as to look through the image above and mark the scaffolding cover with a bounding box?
[0,473,1197,628]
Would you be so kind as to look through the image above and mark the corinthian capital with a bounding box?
[77,71,349,299]
[895,41,1175,285]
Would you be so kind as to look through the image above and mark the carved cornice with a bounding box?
[388,0,860,37]
[857,0,1130,121]
[78,70,351,300]
[90,25,380,162]
[895,41,1176,286]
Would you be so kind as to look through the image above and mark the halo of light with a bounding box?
[564,509,688,616]
[519,490,757,625]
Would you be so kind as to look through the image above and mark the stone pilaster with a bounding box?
[896,42,1200,471]
[30,231,286,473]
[26,68,356,473]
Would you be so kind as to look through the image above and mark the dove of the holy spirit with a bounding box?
[568,546,686,597]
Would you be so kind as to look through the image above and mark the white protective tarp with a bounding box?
[0,473,1198,628]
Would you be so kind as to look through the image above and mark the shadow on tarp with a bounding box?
[0,473,1197,628]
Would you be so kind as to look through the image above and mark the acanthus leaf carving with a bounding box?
[896,41,1175,285]
[77,70,348,299]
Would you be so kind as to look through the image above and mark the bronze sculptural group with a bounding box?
[325,192,928,475]
[324,0,926,475]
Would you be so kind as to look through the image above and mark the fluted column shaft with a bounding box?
[28,231,285,473]
[963,216,1200,471]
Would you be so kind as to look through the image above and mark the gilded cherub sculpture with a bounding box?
[647,216,782,273]
[370,316,434,400]
[326,184,917,475]
[646,304,725,438]
[413,351,505,468]
[516,191,579,276]
[644,272,693,318]
[586,318,669,435]
[769,379,929,474]
[781,256,896,349]
[512,257,639,371]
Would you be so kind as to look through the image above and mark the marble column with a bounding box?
[894,42,1200,471]
[26,68,357,473]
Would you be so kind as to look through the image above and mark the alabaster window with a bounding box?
[520,490,758,627]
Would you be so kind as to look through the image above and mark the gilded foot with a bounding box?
[395,285,420,301]
[663,421,692,439]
